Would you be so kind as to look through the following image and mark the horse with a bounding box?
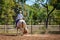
[16,19,28,35]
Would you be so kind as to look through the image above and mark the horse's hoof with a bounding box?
[20,33,23,36]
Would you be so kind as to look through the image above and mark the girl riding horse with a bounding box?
[16,10,28,35]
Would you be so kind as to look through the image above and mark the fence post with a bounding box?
[4,25,6,33]
[31,20,32,34]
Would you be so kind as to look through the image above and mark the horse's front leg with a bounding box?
[20,28,24,36]
[23,27,28,34]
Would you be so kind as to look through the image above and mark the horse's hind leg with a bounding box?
[16,28,18,35]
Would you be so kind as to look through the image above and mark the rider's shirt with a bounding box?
[16,13,23,21]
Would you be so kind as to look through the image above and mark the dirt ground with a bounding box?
[0,34,60,40]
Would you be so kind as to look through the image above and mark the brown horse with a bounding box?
[16,19,28,35]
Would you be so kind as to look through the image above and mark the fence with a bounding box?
[0,25,60,34]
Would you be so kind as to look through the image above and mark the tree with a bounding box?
[48,0,60,10]
[0,0,15,24]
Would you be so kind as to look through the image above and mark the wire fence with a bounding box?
[0,24,60,34]
[0,17,60,34]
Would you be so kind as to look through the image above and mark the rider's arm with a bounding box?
[21,14,25,20]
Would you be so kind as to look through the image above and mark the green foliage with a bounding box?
[48,0,60,10]
[0,0,60,25]
[0,0,15,24]
[19,0,26,3]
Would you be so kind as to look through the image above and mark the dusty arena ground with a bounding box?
[0,34,60,40]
